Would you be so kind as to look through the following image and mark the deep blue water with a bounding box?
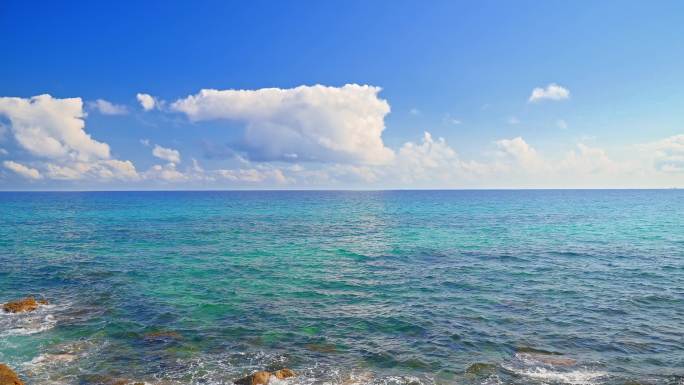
[0,190,682,385]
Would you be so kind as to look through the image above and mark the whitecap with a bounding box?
[0,304,58,337]
[502,363,607,385]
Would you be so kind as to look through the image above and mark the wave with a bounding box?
[0,302,59,337]
[501,351,607,385]
[503,364,607,385]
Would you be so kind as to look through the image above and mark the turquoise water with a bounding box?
[0,190,682,385]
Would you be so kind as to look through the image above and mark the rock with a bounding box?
[234,369,296,385]
[465,362,496,375]
[518,353,577,366]
[2,297,46,313]
[0,363,24,385]
[305,343,337,353]
[340,372,374,385]
[273,368,296,379]
[251,371,272,385]
[143,330,182,341]
[78,374,145,385]
[515,346,563,355]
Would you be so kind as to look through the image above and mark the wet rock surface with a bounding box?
[2,297,47,313]
[0,363,24,385]
[233,368,296,385]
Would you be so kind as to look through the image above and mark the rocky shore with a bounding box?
[0,364,23,385]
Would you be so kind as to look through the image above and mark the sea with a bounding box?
[0,190,682,385]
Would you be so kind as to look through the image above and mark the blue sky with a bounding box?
[1,0,683,189]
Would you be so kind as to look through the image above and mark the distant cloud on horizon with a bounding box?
[0,89,681,189]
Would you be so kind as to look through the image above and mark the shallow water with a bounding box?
[0,190,682,385]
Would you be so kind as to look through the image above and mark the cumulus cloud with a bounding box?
[171,84,394,165]
[0,94,110,161]
[136,93,159,111]
[44,159,138,181]
[495,136,543,169]
[0,94,139,182]
[88,99,128,115]
[152,144,181,164]
[144,163,186,181]
[528,83,570,102]
[648,134,684,173]
[3,160,42,180]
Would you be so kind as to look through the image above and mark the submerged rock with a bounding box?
[515,346,563,355]
[2,297,47,313]
[0,363,24,385]
[143,330,182,341]
[234,368,296,385]
[340,372,374,385]
[305,343,338,353]
[79,374,145,385]
[518,353,577,366]
[465,362,496,375]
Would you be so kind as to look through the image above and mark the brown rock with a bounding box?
[2,297,43,313]
[273,368,296,379]
[234,369,293,385]
[0,363,24,385]
[251,371,272,385]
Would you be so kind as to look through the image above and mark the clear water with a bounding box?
[0,190,682,385]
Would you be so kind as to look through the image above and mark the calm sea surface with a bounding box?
[0,190,682,385]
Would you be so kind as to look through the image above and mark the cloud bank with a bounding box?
[0,88,681,189]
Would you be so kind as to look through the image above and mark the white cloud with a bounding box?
[88,99,128,115]
[214,167,288,184]
[140,139,150,147]
[508,116,520,125]
[0,94,110,161]
[409,108,421,116]
[152,144,181,164]
[144,163,187,181]
[3,160,42,180]
[171,84,394,165]
[0,148,8,156]
[528,83,570,102]
[44,159,138,181]
[556,119,568,129]
[0,94,139,182]
[647,134,684,173]
[495,137,543,168]
[136,93,159,111]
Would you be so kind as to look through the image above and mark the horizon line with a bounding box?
[0,187,680,193]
